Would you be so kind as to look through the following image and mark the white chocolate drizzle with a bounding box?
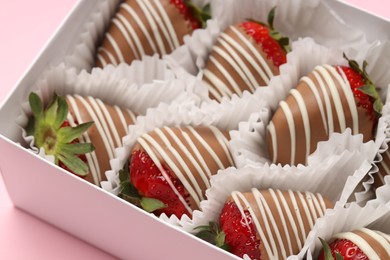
[231,189,328,259]
[65,95,135,186]
[203,25,274,99]
[268,65,360,165]
[135,126,233,212]
[97,0,182,66]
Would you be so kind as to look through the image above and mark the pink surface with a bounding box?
[0,0,388,259]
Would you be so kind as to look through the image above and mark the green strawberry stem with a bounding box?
[28,92,94,176]
[183,0,211,28]
[343,53,383,115]
[194,222,230,251]
[118,161,167,213]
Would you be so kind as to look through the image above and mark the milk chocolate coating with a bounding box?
[202,24,279,101]
[226,189,333,260]
[66,95,136,186]
[95,0,193,67]
[267,65,374,165]
[328,228,390,259]
[131,126,234,212]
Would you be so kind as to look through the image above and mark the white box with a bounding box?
[0,0,388,259]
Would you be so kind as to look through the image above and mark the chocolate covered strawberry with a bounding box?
[202,7,290,101]
[95,0,211,67]
[196,188,333,260]
[27,92,136,186]
[119,126,234,218]
[319,228,390,260]
[267,55,382,165]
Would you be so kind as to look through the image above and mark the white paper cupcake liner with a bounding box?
[101,89,269,222]
[16,55,205,173]
[290,188,390,260]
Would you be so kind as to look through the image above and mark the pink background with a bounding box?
[0,0,388,259]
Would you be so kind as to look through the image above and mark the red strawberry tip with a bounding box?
[343,53,383,115]
[118,159,167,213]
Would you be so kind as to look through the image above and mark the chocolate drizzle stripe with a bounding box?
[280,101,296,165]
[136,136,193,214]
[80,96,115,159]
[66,97,101,185]
[152,0,180,48]
[98,47,118,65]
[222,30,271,85]
[290,89,310,165]
[208,56,242,96]
[364,229,390,255]
[209,126,234,166]
[232,189,328,259]
[135,0,167,55]
[230,26,274,80]
[117,13,145,57]
[112,18,140,59]
[164,127,211,189]
[276,189,302,251]
[154,128,204,200]
[317,66,347,131]
[297,191,314,228]
[141,0,175,51]
[185,126,227,169]
[96,53,108,67]
[268,122,278,163]
[106,33,125,63]
[202,79,224,101]
[210,46,253,90]
[121,3,158,52]
[180,128,213,179]
[203,68,234,97]
[301,76,328,135]
[378,231,390,244]
[216,38,258,91]
[96,99,122,147]
[115,106,131,137]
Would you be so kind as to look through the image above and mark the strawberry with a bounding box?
[266,55,383,165]
[118,126,234,218]
[95,0,210,67]
[195,189,333,260]
[26,92,94,177]
[202,7,290,101]
[318,228,390,260]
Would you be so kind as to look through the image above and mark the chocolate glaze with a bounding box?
[202,24,279,101]
[267,65,374,165]
[66,95,136,186]
[95,0,193,67]
[131,126,234,214]
[226,189,333,260]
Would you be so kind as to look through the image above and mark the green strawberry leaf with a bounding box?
[54,95,69,128]
[335,252,343,260]
[140,197,167,213]
[29,92,43,118]
[267,6,276,30]
[58,122,94,143]
[184,0,211,29]
[60,142,95,155]
[57,152,89,176]
[194,222,229,251]
[319,237,334,260]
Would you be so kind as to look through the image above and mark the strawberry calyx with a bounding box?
[27,92,94,176]
[194,222,230,251]
[118,160,167,213]
[319,237,344,260]
[343,53,383,116]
